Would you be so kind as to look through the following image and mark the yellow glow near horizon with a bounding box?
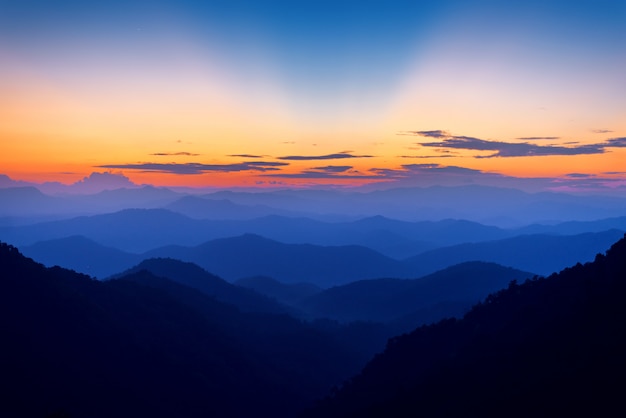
[1,10,625,189]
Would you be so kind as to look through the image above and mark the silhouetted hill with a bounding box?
[236,276,324,305]
[20,235,140,278]
[4,183,626,227]
[0,185,182,220]
[5,201,626,261]
[515,215,626,235]
[165,195,306,220]
[0,187,68,217]
[405,229,625,276]
[145,234,409,286]
[202,185,626,226]
[118,270,380,400]
[1,209,506,258]
[0,243,271,417]
[302,233,626,418]
[298,262,532,326]
[351,215,507,245]
[15,227,623,288]
[0,209,209,252]
[115,258,293,314]
[0,242,379,418]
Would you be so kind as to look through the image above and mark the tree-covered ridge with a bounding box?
[303,234,626,417]
[0,242,378,418]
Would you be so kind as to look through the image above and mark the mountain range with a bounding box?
[0,242,387,418]
[4,231,625,417]
[18,229,624,285]
[295,262,533,325]
[4,183,626,227]
[303,232,626,417]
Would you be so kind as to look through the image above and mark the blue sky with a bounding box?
[1,0,625,189]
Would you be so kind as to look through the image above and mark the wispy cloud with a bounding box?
[228,154,265,158]
[368,164,485,179]
[605,137,626,147]
[399,154,454,159]
[277,152,373,161]
[405,131,621,158]
[398,130,449,138]
[364,163,626,193]
[97,161,288,175]
[592,129,613,134]
[262,165,374,179]
[262,171,380,179]
[515,136,560,141]
[150,152,200,156]
[310,165,353,173]
[565,173,596,178]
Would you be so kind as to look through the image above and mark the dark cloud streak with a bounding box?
[399,155,454,159]
[310,165,353,173]
[277,152,373,161]
[516,136,560,140]
[97,161,288,175]
[606,137,626,147]
[398,130,449,138]
[150,152,200,156]
[262,171,380,179]
[406,130,622,158]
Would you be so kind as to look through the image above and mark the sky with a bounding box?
[1,0,625,191]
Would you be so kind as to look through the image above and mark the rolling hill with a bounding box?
[114,257,293,314]
[297,262,533,325]
[303,233,626,417]
[405,229,625,276]
[20,235,141,278]
[144,234,408,286]
[0,242,381,418]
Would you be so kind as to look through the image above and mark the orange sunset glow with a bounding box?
[1,1,624,192]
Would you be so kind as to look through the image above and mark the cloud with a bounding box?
[150,152,200,156]
[310,165,353,173]
[228,154,265,158]
[515,137,560,140]
[565,173,596,178]
[399,154,454,159]
[592,129,613,134]
[262,171,381,179]
[97,161,288,175]
[260,160,626,193]
[262,165,376,179]
[398,130,449,138]
[606,137,626,147]
[277,152,373,160]
[73,171,136,186]
[367,164,485,180]
[408,131,608,158]
[364,163,626,193]
[402,164,484,175]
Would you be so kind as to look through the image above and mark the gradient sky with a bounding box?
[1,0,625,190]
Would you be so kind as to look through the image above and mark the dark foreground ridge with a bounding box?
[3,233,626,417]
[302,233,626,417]
[0,243,384,418]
